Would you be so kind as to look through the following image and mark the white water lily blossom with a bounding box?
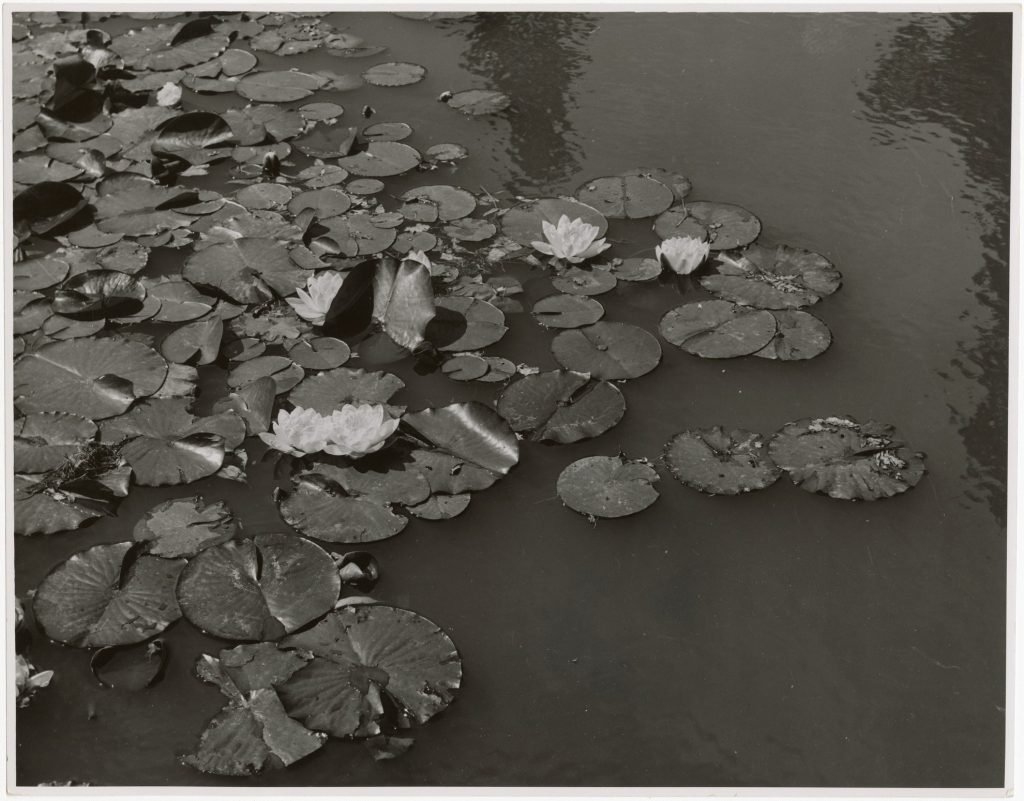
[259,407,334,457]
[286,270,346,326]
[655,236,711,275]
[320,403,401,458]
[531,215,610,264]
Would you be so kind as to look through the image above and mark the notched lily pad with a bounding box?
[755,310,832,360]
[654,201,761,250]
[337,142,421,177]
[133,495,240,558]
[14,412,98,473]
[700,245,842,309]
[663,428,781,495]
[500,197,607,247]
[288,367,405,416]
[91,639,167,690]
[496,370,625,444]
[278,475,409,544]
[551,322,661,380]
[557,455,660,519]
[575,175,673,219]
[659,300,778,358]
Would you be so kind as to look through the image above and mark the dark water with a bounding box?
[15,11,1011,787]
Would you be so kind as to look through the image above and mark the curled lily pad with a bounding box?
[659,300,778,358]
[91,640,167,690]
[288,367,405,416]
[557,455,660,519]
[500,198,607,247]
[404,401,519,475]
[152,111,234,162]
[177,534,341,640]
[133,495,239,558]
[400,185,476,223]
[183,239,307,305]
[278,474,409,544]
[362,62,426,86]
[551,322,661,380]
[14,181,87,236]
[755,310,832,360]
[575,175,673,219]
[52,270,146,320]
[278,604,462,738]
[700,245,842,309]
[768,416,926,501]
[236,70,323,102]
[14,337,168,420]
[445,89,511,116]
[372,256,437,351]
[663,428,781,495]
[33,542,185,647]
[184,643,325,776]
[497,370,625,444]
[337,142,421,177]
[654,201,761,251]
[14,460,132,536]
[14,412,97,473]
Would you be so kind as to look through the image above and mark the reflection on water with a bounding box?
[458,12,598,193]
[858,13,1011,523]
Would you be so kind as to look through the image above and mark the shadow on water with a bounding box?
[458,12,598,194]
[857,13,1011,525]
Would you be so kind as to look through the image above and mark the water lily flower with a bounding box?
[531,215,610,264]
[286,271,345,326]
[259,407,334,457]
[321,404,400,458]
[655,236,711,275]
[16,654,53,707]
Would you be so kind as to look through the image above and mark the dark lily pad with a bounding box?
[362,62,426,86]
[557,455,660,519]
[14,337,168,420]
[497,370,625,444]
[288,367,405,416]
[700,245,842,309]
[500,198,608,247]
[428,296,507,352]
[183,239,307,304]
[33,542,185,647]
[654,201,761,251]
[160,317,224,365]
[659,300,778,358]
[14,181,87,236]
[337,551,381,592]
[133,495,240,558]
[278,604,462,738]
[91,640,167,690]
[183,643,325,776]
[768,416,926,501]
[14,461,132,536]
[426,142,469,162]
[551,322,661,380]
[663,427,781,495]
[236,70,323,102]
[14,412,97,473]
[575,175,673,219]
[403,402,519,475]
[177,534,341,640]
[52,271,147,321]
[278,474,409,543]
[445,89,511,116]
[337,142,421,177]
[400,185,476,223]
[754,310,832,360]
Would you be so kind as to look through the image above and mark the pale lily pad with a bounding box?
[372,256,437,351]
[768,416,926,501]
[288,367,405,415]
[663,428,781,495]
[441,354,488,381]
[659,300,778,358]
[400,185,476,223]
[362,62,426,86]
[177,534,340,640]
[33,542,185,647]
[654,201,761,251]
[183,239,307,304]
[575,175,673,219]
[445,89,511,116]
[278,474,409,543]
[610,257,662,282]
[404,402,519,475]
[278,604,462,738]
[14,412,97,473]
[337,142,421,177]
[14,337,168,420]
[754,310,832,360]
[133,495,240,558]
[551,266,617,296]
[500,198,608,247]
[557,455,660,519]
[551,322,661,380]
[496,370,625,444]
[700,245,842,309]
[426,142,468,162]
[362,122,413,142]
[236,70,323,102]
[236,183,294,211]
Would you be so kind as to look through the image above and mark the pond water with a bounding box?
[14,11,1011,788]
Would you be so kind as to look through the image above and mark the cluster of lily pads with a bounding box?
[11,9,926,780]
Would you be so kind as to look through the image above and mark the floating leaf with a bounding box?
[407,493,472,520]
[557,455,660,519]
[496,370,625,444]
[133,495,240,558]
[152,111,234,163]
[293,124,358,159]
[654,201,761,250]
[177,534,340,640]
[445,89,511,116]
[14,337,168,420]
[228,355,304,394]
[91,640,167,690]
[337,142,421,177]
[700,245,842,309]
[183,239,307,304]
[663,428,781,495]
[362,121,413,142]
[288,367,405,415]
[160,317,224,365]
[659,300,778,358]
[372,257,437,350]
[444,218,496,242]
[409,448,499,493]
[428,296,507,352]
[212,377,276,435]
[13,254,70,291]
[278,604,462,738]
[286,337,352,370]
[610,257,662,282]
[13,181,87,236]
[403,401,519,475]
[14,412,97,473]
[14,462,132,536]
[551,322,661,380]
[236,70,323,102]
[316,214,397,257]
[441,354,488,381]
[400,185,476,223]
[92,179,198,237]
[362,61,426,86]
[289,187,352,218]
[50,270,145,321]
[768,416,926,501]
[278,474,409,544]
[551,266,617,296]
[33,542,185,647]
[575,175,673,219]
[754,310,832,360]
[500,198,608,247]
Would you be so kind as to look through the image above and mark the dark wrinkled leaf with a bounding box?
[663,427,781,495]
[14,181,87,236]
[557,455,660,519]
[14,412,97,473]
[700,245,842,309]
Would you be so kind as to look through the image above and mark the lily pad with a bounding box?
[91,640,167,690]
[278,604,462,738]
[228,355,304,394]
[14,181,87,236]
[700,245,842,309]
[407,493,472,520]
[133,495,240,558]
[557,455,660,519]
[51,270,147,321]
[289,187,352,218]
[551,322,661,380]
[654,202,761,250]
[316,214,397,257]
[33,542,185,647]
[236,70,323,102]
[212,377,276,435]
[428,296,508,352]
[288,367,405,416]
[14,457,131,536]
[362,122,413,142]
[445,89,511,116]
[500,198,608,247]
[14,337,168,420]
[13,253,70,291]
[754,310,832,360]
[183,239,307,304]
[160,317,224,365]
[278,474,409,544]
[293,124,358,159]
[286,337,352,370]
[372,257,437,351]
[663,428,781,495]
[400,185,476,223]
[337,142,421,177]
[177,534,341,640]
[768,416,926,501]
[659,300,778,358]
[575,175,673,219]
[362,62,426,86]
[408,449,499,493]
[496,370,625,444]
[444,218,496,242]
[14,412,97,473]
[610,257,662,282]
[441,354,488,381]
[551,266,617,296]
[404,402,519,475]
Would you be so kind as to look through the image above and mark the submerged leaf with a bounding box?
[91,639,167,690]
